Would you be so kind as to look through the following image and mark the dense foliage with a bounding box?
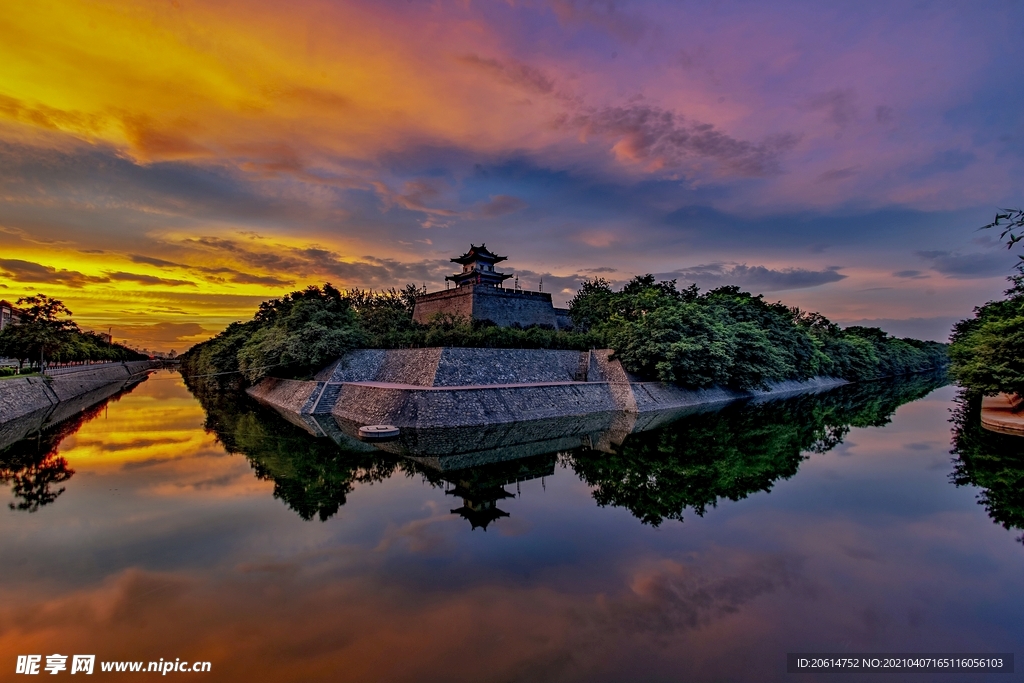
[949,270,1024,396]
[182,277,946,389]
[570,276,946,389]
[0,294,145,369]
[181,283,603,386]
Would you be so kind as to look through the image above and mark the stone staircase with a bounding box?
[311,382,343,414]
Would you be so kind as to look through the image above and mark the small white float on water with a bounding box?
[357,424,400,441]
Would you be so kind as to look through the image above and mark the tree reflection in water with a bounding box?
[950,391,1024,544]
[188,381,398,521]
[0,404,101,511]
[0,381,148,512]
[570,372,949,526]
[190,372,949,529]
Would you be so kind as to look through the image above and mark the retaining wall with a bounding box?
[248,348,849,431]
[246,377,320,416]
[330,381,621,428]
[0,361,158,444]
[318,348,586,386]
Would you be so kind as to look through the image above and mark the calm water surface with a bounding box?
[0,370,1021,682]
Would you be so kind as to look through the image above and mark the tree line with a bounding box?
[0,295,146,372]
[181,278,947,390]
[948,209,1024,397]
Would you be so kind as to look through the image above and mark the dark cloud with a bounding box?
[457,54,555,95]
[0,138,351,237]
[911,149,977,178]
[0,259,108,288]
[661,263,846,292]
[228,273,295,286]
[875,105,894,124]
[916,250,1014,279]
[817,167,858,183]
[892,269,928,279]
[677,47,710,70]
[661,204,981,253]
[478,195,528,217]
[130,254,180,268]
[178,236,450,290]
[547,0,647,43]
[802,89,858,129]
[557,104,800,176]
[128,253,292,287]
[106,271,196,287]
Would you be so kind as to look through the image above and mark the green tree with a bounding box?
[948,209,1024,395]
[0,294,78,369]
[569,275,944,389]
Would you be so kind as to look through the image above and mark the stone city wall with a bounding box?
[0,361,158,429]
[470,287,559,328]
[317,348,586,387]
[554,308,572,330]
[247,347,850,431]
[412,285,563,329]
[433,348,581,386]
[411,288,475,325]
[330,381,621,428]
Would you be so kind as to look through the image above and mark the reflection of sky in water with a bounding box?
[0,373,1021,682]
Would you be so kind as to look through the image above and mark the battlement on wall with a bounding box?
[412,284,568,329]
[415,286,553,303]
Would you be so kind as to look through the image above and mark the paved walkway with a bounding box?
[345,380,601,391]
[980,393,1024,436]
[45,362,123,377]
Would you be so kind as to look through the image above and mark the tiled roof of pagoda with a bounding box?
[450,243,508,265]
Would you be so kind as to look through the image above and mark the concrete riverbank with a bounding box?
[248,348,848,430]
[0,361,159,449]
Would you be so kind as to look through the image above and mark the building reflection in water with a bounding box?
[174,370,949,531]
[439,454,554,530]
[0,369,952,530]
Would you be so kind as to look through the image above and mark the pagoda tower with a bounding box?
[445,244,513,288]
[412,243,571,329]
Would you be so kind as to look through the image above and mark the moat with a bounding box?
[1,369,1021,682]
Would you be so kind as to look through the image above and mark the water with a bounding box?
[0,369,1021,682]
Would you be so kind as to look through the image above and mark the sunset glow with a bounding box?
[2,0,1023,348]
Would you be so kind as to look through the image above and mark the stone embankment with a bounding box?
[0,361,158,448]
[248,348,847,430]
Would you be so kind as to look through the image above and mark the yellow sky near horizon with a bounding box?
[0,0,579,350]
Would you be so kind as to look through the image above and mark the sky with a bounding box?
[1,0,1023,350]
